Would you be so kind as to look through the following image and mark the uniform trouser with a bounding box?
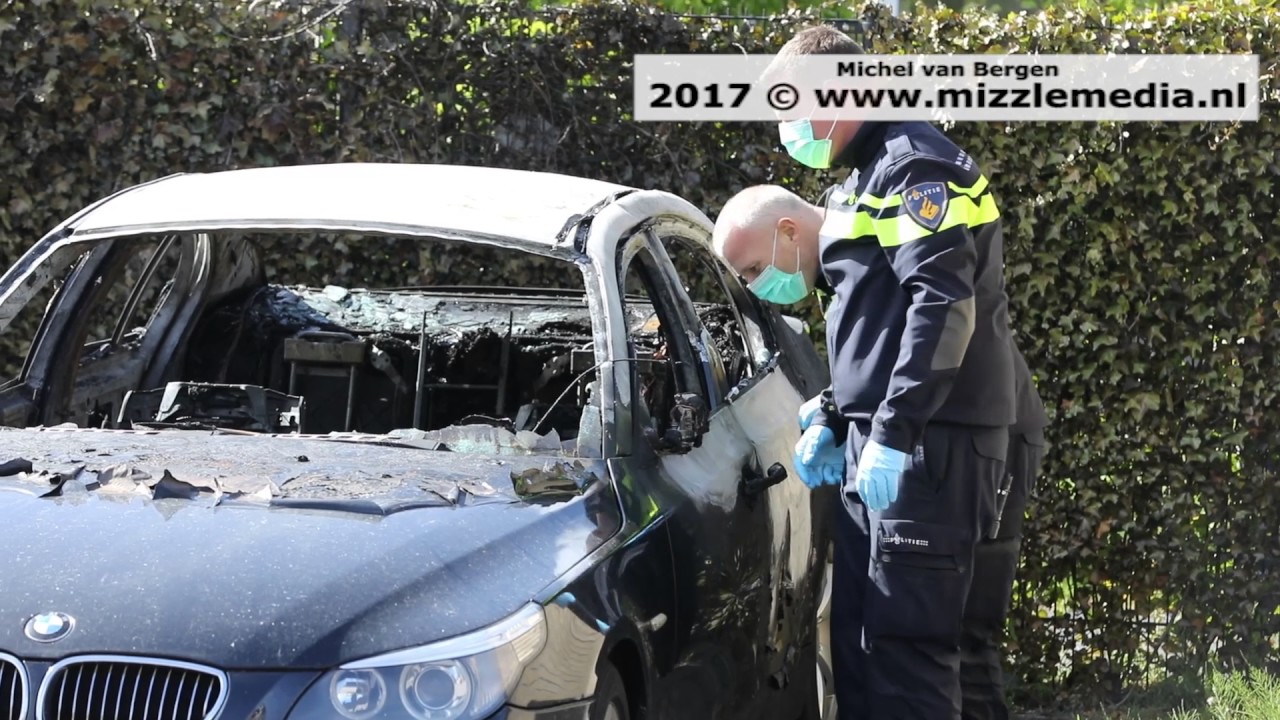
[831,421,1008,720]
[958,427,1046,720]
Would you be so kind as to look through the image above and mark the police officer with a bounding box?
[712,183,1047,719]
[959,345,1047,720]
[717,23,1041,719]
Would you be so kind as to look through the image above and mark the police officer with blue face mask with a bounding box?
[724,22,1037,720]
[712,185,846,488]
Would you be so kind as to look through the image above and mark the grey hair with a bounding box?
[712,185,812,257]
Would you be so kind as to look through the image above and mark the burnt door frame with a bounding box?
[609,226,779,720]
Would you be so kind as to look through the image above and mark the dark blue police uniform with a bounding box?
[807,119,1020,719]
[958,345,1048,720]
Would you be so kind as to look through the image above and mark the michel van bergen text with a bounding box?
[836,60,1060,81]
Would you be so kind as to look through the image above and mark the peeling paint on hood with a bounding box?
[0,425,606,515]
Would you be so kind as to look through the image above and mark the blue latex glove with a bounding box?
[855,439,909,511]
[793,425,845,489]
[798,395,824,431]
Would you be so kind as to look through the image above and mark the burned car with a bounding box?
[0,163,837,720]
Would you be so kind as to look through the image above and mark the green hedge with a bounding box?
[2,0,1278,708]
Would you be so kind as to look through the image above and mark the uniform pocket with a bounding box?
[874,518,966,570]
[968,428,1011,538]
[971,427,1010,464]
[903,427,948,499]
[1016,427,1048,500]
[867,519,971,641]
[1021,427,1047,448]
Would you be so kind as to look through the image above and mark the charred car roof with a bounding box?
[60,163,639,252]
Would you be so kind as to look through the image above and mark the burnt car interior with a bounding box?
[0,229,773,458]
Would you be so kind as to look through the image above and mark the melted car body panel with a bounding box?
[0,428,618,668]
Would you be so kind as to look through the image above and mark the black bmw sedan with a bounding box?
[0,163,837,720]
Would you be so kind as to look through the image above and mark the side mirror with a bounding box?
[644,392,710,455]
[781,314,809,336]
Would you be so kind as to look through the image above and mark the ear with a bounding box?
[777,216,798,238]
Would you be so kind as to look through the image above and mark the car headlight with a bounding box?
[289,603,548,720]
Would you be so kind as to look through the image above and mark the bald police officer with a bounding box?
[712,183,1046,720]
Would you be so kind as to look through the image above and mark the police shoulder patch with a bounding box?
[900,182,948,231]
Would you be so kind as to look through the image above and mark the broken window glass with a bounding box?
[0,247,85,391]
[660,233,774,389]
[78,235,184,360]
[156,232,605,455]
[616,236,710,453]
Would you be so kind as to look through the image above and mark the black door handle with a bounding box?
[740,461,788,498]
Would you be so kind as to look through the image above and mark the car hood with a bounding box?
[0,427,618,670]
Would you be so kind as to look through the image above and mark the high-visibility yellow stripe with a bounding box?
[821,193,998,245]
[823,176,996,245]
[828,189,853,206]
[948,175,989,198]
[853,192,902,210]
[819,205,876,240]
[875,193,999,247]
[850,174,991,209]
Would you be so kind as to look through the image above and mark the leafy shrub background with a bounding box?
[1,0,1278,708]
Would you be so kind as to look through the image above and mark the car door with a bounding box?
[605,225,782,720]
[0,241,88,427]
[654,222,834,719]
[0,234,199,429]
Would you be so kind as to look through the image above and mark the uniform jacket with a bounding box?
[807,120,1027,453]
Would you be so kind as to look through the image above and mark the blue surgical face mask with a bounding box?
[778,103,841,169]
[778,120,833,169]
[748,229,810,305]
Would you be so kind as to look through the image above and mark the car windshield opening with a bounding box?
[1,231,629,459]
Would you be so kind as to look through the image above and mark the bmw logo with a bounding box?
[24,611,75,643]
